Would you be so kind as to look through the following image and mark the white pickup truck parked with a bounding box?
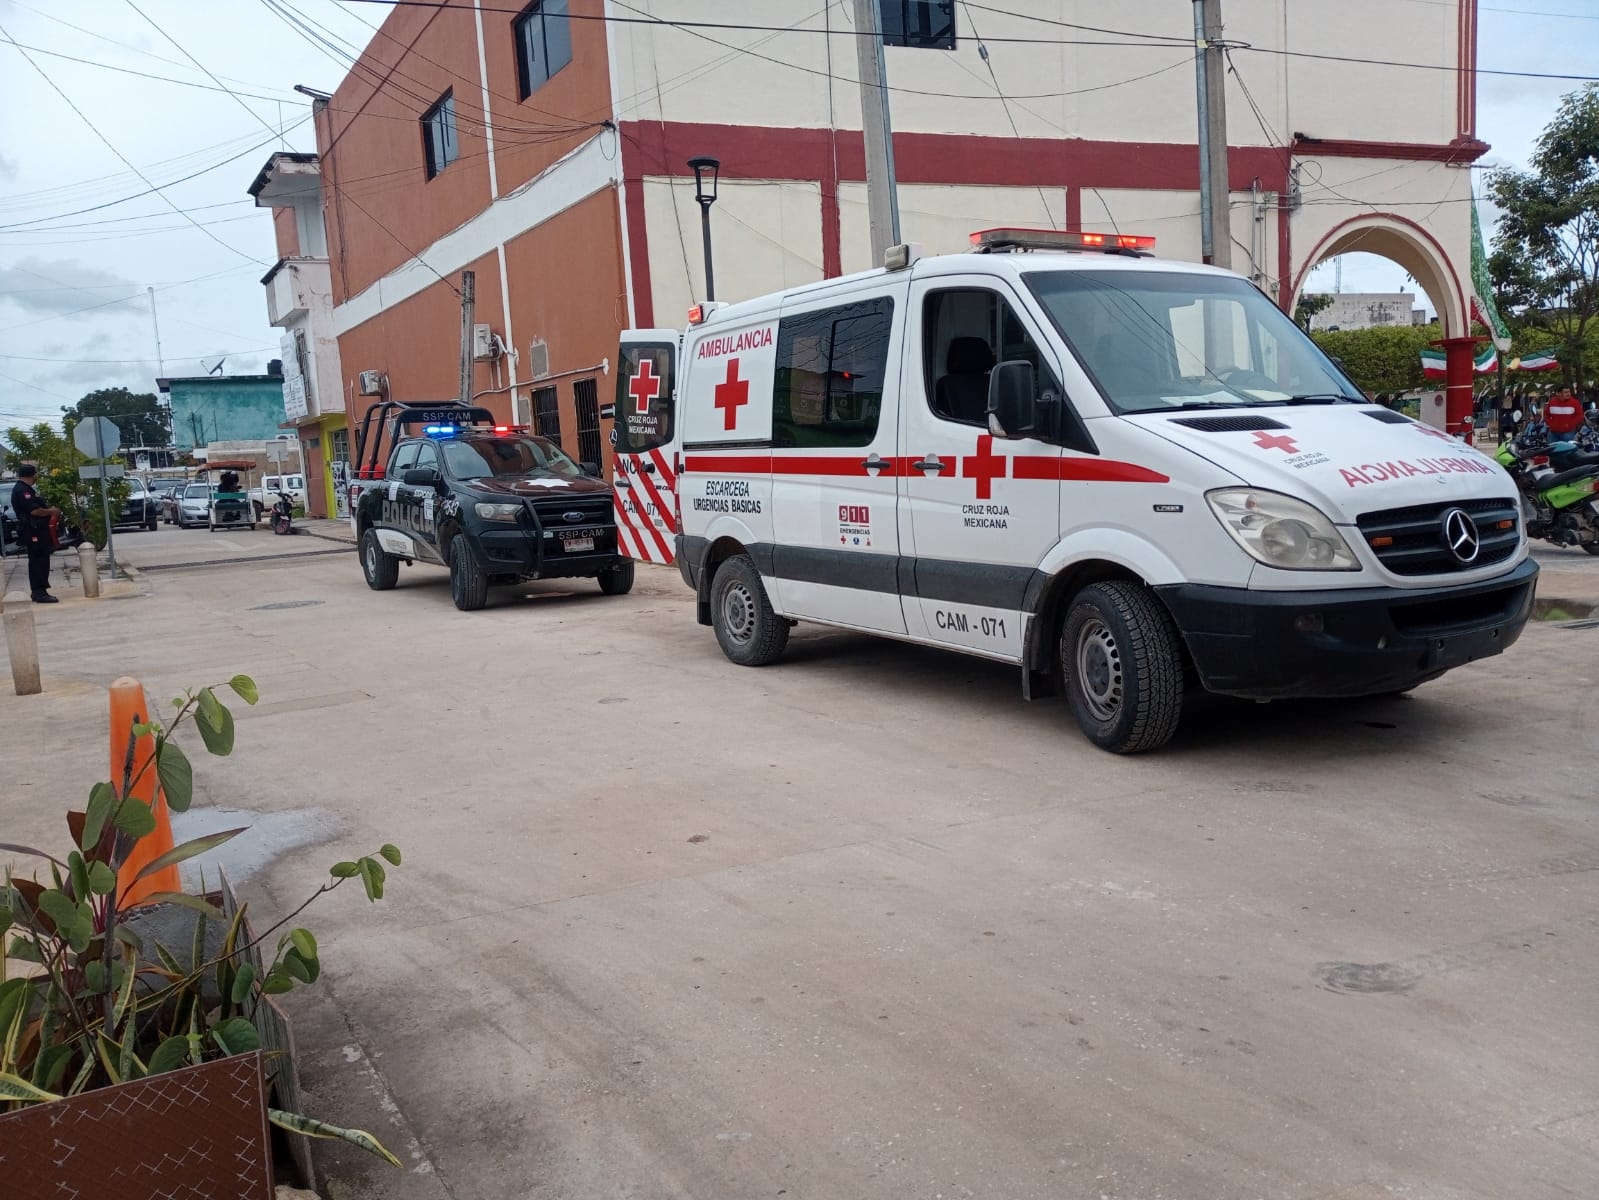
[249,473,308,517]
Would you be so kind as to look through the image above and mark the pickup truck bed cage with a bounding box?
[354,400,499,479]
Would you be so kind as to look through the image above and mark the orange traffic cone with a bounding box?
[110,677,180,907]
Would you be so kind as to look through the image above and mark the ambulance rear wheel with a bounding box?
[361,529,399,591]
[1060,581,1183,754]
[598,558,635,595]
[711,554,789,667]
[448,532,488,611]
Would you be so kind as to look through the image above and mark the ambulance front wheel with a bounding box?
[711,553,789,667]
[1060,581,1184,754]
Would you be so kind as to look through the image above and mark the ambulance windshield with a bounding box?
[1026,270,1362,415]
[442,435,585,479]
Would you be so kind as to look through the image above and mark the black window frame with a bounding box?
[573,377,604,469]
[532,384,563,447]
[388,440,422,476]
[421,91,459,180]
[513,0,574,101]
[922,287,1061,429]
[880,0,955,50]
[411,441,441,474]
[772,296,896,450]
[614,344,675,454]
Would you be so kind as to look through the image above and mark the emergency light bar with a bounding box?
[970,228,1156,255]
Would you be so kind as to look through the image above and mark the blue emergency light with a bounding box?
[423,424,457,437]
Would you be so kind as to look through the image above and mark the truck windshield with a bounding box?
[442,435,585,479]
[1026,270,1362,414]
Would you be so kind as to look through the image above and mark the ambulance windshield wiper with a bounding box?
[1283,394,1358,405]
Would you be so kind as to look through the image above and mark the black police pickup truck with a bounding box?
[350,401,633,610]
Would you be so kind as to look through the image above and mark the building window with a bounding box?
[773,297,895,449]
[532,385,562,446]
[514,0,572,100]
[573,378,603,468]
[880,1,955,49]
[422,92,459,179]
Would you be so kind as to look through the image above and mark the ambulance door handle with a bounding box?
[860,456,891,473]
[640,462,656,473]
[615,477,631,488]
[911,455,945,473]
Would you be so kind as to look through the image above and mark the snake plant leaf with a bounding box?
[268,1108,403,1168]
[0,1071,61,1102]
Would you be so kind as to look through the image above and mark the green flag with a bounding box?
[1471,192,1511,347]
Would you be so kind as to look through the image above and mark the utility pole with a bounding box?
[147,286,165,377]
[458,270,476,407]
[1193,0,1231,270]
[851,0,901,264]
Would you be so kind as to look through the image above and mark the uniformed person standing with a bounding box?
[10,464,60,603]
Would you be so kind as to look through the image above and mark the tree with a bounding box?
[1294,292,1334,331]
[1311,323,1440,394]
[61,387,170,448]
[4,421,130,548]
[1488,83,1599,387]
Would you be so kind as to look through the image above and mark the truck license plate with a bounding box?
[563,537,594,553]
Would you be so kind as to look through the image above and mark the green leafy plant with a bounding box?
[3,420,131,550]
[0,675,402,1168]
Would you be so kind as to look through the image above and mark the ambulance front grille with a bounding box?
[1356,498,1520,576]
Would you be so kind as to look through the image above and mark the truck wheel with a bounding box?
[448,532,488,611]
[1060,581,1184,754]
[361,529,398,590]
[598,559,635,595]
[711,554,788,666]
[1583,543,1599,557]
[145,517,157,531]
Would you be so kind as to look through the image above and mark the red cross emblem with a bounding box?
[962,434,1008,500]
[713,357,750,431]
[1252,430,1300,454]
[629,359,662,415]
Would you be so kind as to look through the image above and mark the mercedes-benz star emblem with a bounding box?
[1440,508,1481,564]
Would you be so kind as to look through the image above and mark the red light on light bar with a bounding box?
[687,304,705,325]
[494,426,510,432]
[969,227,1157,253]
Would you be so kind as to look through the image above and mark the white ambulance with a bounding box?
[614,229,1537,753]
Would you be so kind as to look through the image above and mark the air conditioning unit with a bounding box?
[528,338,550,380]
[473,324,499,361]
[357,370,386,396]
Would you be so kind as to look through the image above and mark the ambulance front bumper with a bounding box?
[1155,558,1539,700]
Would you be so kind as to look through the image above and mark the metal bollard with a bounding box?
[3,590,42,695]
[78,542,100,598]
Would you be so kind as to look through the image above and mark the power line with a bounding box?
[337,0,1599,83]
[0,119,309,233]
[0,347,278,365]
[0,36,304,104]
[958,2,1058,229]
[0,23,266,264]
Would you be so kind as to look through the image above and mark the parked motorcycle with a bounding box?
[270,489,297,536]
[1495,426,1599,554]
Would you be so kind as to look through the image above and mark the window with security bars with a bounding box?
[532,385,561,446]
[573,378,602,468]
[880,0,954,49]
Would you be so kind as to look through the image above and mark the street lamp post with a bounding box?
[688,156,721,302]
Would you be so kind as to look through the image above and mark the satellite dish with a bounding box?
[202,357,226,376]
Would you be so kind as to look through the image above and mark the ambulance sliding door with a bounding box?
[767,282,909,634]
[613,331,681,564]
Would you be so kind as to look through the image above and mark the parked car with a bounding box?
[146,478,183,522]
[250,473,306,518]
[173,482,212,529]
[113,477,159,531]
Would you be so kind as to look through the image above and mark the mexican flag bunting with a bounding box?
[1512,351,1560,372]
[1471,194,1512,350]
[1419,345,1499,378]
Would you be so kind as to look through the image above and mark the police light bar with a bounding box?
[970,228,1156,254]
[423,425,457,437]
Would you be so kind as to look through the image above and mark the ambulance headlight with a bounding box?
[474,502,522,522]
[1205,489,1359,571]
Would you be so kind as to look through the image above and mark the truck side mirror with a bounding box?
[987,360,1037,439]
[402,467,441,488]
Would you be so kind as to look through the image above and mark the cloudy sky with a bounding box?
[0,1,1595,428]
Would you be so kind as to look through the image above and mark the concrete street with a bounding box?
[2,524,1596,1199]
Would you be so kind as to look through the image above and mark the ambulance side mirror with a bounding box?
[987,360,1037,439]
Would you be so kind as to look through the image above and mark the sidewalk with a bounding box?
[294,517,356,546]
